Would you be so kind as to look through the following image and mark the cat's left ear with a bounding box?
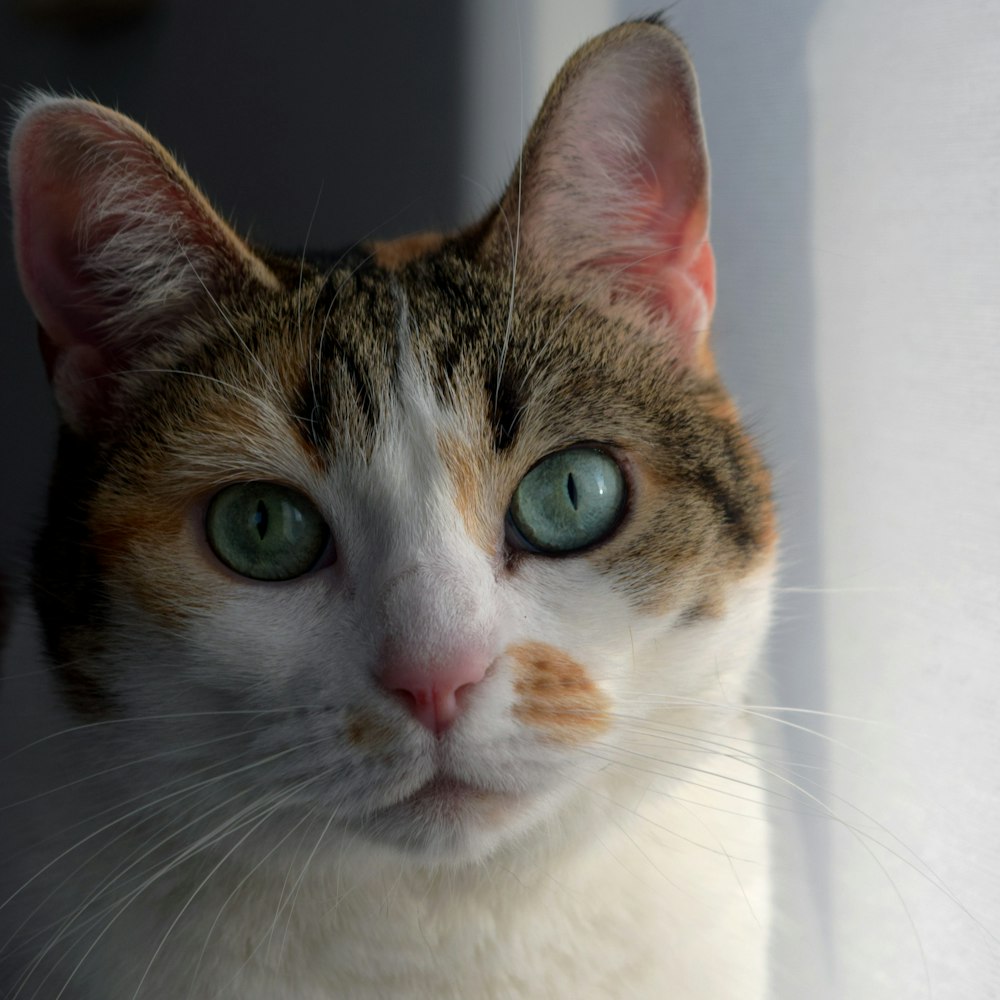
[481,20,715,369]
[8,94,279,433]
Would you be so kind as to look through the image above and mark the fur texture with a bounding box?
[0,20,776,999]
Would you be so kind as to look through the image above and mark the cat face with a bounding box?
[9,21,775,863]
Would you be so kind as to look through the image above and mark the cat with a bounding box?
[0,17,777,1000]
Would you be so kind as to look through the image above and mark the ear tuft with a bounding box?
[8,94,278,431]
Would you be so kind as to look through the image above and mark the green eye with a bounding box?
[206,482,331,581]
[508,448,626,554]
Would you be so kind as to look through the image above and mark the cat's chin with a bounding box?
[356,775,546,864]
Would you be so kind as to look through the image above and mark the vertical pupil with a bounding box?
[566,473,578,510]
[253,499,269,540]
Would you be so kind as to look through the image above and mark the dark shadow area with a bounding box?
[0,0,463,586]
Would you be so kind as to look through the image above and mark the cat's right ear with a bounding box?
[478,20,715,372]
[8,95,279,434]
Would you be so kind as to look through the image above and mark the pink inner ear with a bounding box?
[590,170,716,356]
[510,27,717,364]
[9,97,277,432]
[592,67,716,351]
[15,169,115,361]
[11,122,126,428]
[640,94,717,340]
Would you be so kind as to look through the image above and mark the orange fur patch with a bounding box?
[372,231,446,270]
[509,641,610,742]
[692,335,719,379]
[752,485,778,554]
[437,432,496,555]
[91,498,217,625]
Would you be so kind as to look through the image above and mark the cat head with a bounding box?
[8,19,775,862]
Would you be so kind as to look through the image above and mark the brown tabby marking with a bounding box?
[346,709,397,758]
[89,496,211,624]
[509,642,610,741]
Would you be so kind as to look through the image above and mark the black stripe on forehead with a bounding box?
[292,339,380,458]
[336,335,379,430]
[427,330,523,453]
[420,334,524,454]
[485,363,523,453]
[289,263,401,455]
[289,297,341,455]
[293,365,334,455]
[388,251,528,453]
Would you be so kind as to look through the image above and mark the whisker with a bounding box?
[0,734,329,919]
[567,762,764,860]
[131,774,324,1000]
[263,805,326,964]
[0,707,313,766]
[273,795,342,966]
[32,792,280,1000]
[493,0,525,405]
[615,717,994,971]
[0,722,279,814]
[298,181,325,433]
[206,805,335,997]
[20,755,332,1000]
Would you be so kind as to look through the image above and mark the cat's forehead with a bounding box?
[258,247,680,461]
[126,244,662,490]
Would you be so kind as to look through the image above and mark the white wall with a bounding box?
[809,2,1000,994]
[459,0,617,220]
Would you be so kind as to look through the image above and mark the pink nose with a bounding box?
[380,650,490,735]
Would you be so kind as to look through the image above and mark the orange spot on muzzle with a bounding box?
[508,641,610,742]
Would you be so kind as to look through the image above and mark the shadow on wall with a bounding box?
[654,1,830,989]
[0,0,462,584]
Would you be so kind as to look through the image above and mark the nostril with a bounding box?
[388,685,433,720]
[389,686,418,712]
[454,679,478,703]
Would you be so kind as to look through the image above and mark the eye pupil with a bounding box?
[566,473,578,510]
[253,499,268,540]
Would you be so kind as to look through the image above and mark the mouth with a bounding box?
[354,771,529,860]
[398,774,519,812]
